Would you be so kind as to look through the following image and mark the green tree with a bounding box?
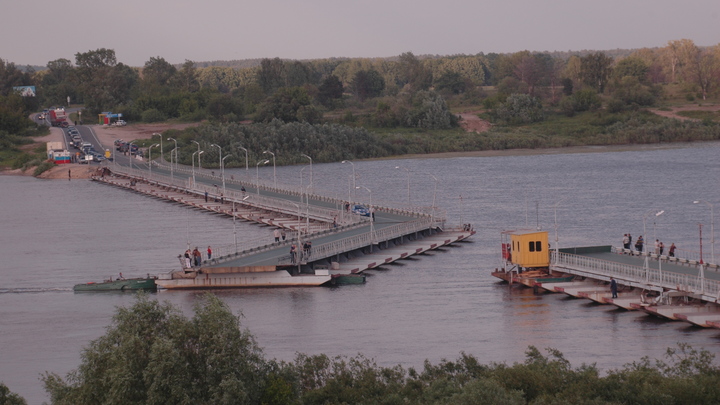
[396,52,432,91]
[141,56,177,92]
[317,75,344,107]
[0,382,26,405]
[434,71,467,94]
[580,52,613,93]
[74,49,138,113]
[351,69,385,101]
[255,86,315,123]
[43,294,269,405]
[258,58,286,94]
[613,56,650,84]
[174,60,200,92]
[404,91,457,129]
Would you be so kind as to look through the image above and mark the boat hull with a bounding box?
[155,269,331,289]
[73,278,157,292]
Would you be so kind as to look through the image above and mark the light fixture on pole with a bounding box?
[395,166,411,204]
[210,143,222,178]
[148,143,159,179]
[552,199,566,265]
[191,140,202,170]
[642,209,664,281]
[152,133,163,161]
[192,150,203,187]
[423,173,438,224]
[342,160,355,199]
[256,159,270,194]
[238,145,248,171]
[301,154,312,190]
[128,141,136,171]
[222,155,231,195]
[694,200,715,266]
[356,185,374,243]
[263,150,276,188]
[167,136,178,171]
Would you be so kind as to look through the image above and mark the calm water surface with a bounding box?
[2,143,720,404]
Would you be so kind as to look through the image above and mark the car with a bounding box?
[351,204,371,217]
[115,120,127,126]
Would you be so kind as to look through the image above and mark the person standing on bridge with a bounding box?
[192,247,202,267]
[281,230,286,241]
[290,245,297,264]
[654,239,660,255]
[635,236,644,253]
[274,229,281,243]
[623,234,630,249]
[207,246,212,260]
[610,277,618,298]
[659,241,665,256]
[669,243,676,257]
[204,191,208,203]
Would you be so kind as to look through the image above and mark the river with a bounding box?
[2,142,720,404]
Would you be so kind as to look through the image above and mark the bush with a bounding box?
[33,161,55,176]
[141,108,166,123]
[493,93,544,125]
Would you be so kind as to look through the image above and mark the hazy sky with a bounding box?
[4,0,719,67]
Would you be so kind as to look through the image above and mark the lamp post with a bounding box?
[221,155,231,195]
[191,140,202,170]
[127,141,136,171]
[149,143,159,180]
[552,199,566,265]
[694,200,715,265]
[341,160,355,199]
[356,185,374,243]
[642,209,664,281]
[425,173,438,223]
[256,159,270,194]
[167,136,178,168]
[235,195,251,252]
[210,143,222,176]
[301,154,312,190]
[152,133,163,161]
[395,166,411,204]
[300,165,308,188]
[263,150,276,188]
[192,150,203,187]
[289,201,302,272]
[238,145,248,171]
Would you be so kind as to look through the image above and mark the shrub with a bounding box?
[141,108,166,123]
[493,93,544,124]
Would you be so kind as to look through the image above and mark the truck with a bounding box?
[49,108,68,127]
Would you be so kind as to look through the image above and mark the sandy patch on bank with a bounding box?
[93,122,200,149]
[648,104,720,121]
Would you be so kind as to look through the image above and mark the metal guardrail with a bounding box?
[551,251,720,301]
[277,216,441,265]
[107,164,444,269]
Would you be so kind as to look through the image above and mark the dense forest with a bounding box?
[0,294,710,404]
[2,39,720,170]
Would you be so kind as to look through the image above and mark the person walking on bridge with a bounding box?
[274,229,281,243]
[635,236,644,253]
[610,277,618,298]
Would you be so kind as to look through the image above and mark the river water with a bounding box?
[2,142,720,404]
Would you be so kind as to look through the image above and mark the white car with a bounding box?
[115,120,127,126]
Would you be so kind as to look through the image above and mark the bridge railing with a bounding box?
[551,251,720,299]
[112,165,368,226]
[277,216,440,265]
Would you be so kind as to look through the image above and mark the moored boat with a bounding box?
[73,277,157,292]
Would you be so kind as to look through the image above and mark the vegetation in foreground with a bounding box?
[34,294,720,405]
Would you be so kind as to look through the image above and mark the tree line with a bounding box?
[6,294,713,405]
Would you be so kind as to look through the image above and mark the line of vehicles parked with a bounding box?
[67,127,107,163]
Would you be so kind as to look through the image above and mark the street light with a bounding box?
[423,173,438,224]
[238,145,248,171]
[301,154,312,190]
[356,185,374,243]
[642,209,664,281]
[342,160,355,199]
[256,159,270,194]
[128,141,136,171]
[222,155,231,195]
[192,150,203,187]
[167,136,178,168]
[149,143,159,179]
[552,199,566,264]
[694,200,715,265]
[210,143,222,177]
[263,150,276,188]
[191,140,202,170]
[152,133,163,161]
[395,166,410,204]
